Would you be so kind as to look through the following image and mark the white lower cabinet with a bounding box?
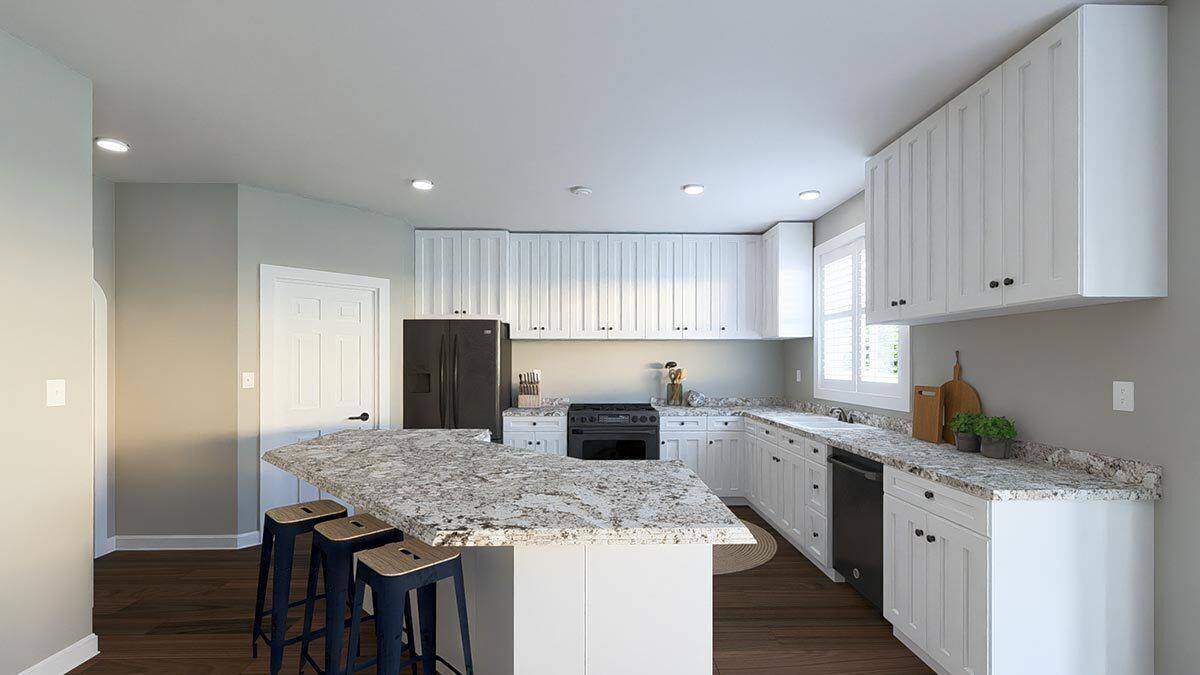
[701,431,743,497]
[501,417,566,456]
[660,431,705,474]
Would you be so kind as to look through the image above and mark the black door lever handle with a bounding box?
[348,412,370,421]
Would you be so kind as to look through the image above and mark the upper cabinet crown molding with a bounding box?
[866,5,1167,326]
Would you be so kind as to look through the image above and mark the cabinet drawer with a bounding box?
[660,417,706,431]
[706,416,744,431]
[803,507,830,567]
[503,417,565,432]
[775,428,807,452]
[805,461,829,515]
[884,467,990,537]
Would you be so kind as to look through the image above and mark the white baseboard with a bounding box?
[94,536,117,559]
[19,634,98,675]
[721,496,750,506]
[893,627,952,675]
[116,530,261,551]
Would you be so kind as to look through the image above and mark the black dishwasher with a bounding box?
[828,448,884,610]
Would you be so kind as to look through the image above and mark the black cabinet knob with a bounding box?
[914,529,924,537]
[788,439,794,444]
[926,534,936,543]
[675,326,680,330]
[1003,277,1014,286]
[812,532,819,538]
[924,490,934,499]
[453,310,460,314]
[898,299,907,305]
[348,412,370,421]
[661,441,665,445]
[812,483,819,490]
[890,300,898,307]
[989,280,1000,289]
[683,327,688,330]
[535,441,541,445]
[708,440,713,445]
[541,326,546,330]
[721,327,726,330]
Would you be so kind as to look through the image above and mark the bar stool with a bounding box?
[252,499,347,675]
[345,540,474,675]
[298,513,415,674]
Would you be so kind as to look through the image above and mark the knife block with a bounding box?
[517,395,543,408]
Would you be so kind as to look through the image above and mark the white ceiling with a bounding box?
[0,1,1139,233]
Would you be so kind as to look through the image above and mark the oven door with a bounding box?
[568,428,660,460]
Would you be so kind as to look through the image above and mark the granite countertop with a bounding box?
[502,396,569,417]
[262,428,755,547]
[739,410,1161,502]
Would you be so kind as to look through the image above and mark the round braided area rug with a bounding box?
[713,520,777,575]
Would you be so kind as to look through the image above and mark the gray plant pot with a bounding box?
[954,432,981,453]
[980,437,1012,459]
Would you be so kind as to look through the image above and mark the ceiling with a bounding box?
[0,1,1138,233]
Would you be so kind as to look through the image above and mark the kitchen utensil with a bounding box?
[911,385,943,443]
[939,351,982,443]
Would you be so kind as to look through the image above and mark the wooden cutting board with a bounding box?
[912,386,943,443]
[940,351,982,443]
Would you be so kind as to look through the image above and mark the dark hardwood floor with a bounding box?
[72,505,929,674]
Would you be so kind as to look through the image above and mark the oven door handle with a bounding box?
[827,456,882,481]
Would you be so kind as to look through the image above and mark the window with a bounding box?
[813,224,910,411]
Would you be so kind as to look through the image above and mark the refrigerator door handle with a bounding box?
[452,333,460,427]
[438,333,447,428]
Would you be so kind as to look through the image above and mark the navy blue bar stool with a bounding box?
[345,540,474,675]
[252,499,347,674]
[298,513,415,674]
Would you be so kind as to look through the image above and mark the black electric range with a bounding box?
[567,403,660,460]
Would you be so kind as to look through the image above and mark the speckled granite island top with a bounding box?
[262,428,755,547]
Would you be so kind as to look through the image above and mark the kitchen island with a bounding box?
[262,428,753,675]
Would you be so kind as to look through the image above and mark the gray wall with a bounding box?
[93,176,117,537]
[235,185,415,533]
[115,184,240,536]
[512,340,786,402]
[787,3,1199,667]
[0,28,95,673]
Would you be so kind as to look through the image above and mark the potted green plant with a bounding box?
[948,412,983,452]
[977,416,1016,459]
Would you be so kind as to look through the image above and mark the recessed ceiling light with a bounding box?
[681,184,705,195]
[411,178,434,191]
[798,190,821,201]
[94,137,130,153]
[568,185,593,196]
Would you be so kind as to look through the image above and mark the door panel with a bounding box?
[507,234,541,338]
[948,67,1004,313]
[450,320,502,439]
[883,495,928,647]
[900,107,949,321]
[403,320,449,430]
[926,514,989,675]
[541,235,572,338]
[607,234,646,338]
[682,235,721,337]
[460,231,508,317]
[415,231,460,316]
[866,141,902,323]
[570,234,608,338]
[645,235,683,339]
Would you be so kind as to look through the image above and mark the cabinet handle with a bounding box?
[454,310,460,314]
[914,529,924,537]
[898,299,906,306]
[890,300,898,307]
[608,326,614,330]
[721,326,726,330]
[788,439,794,444]
[812,483,819,490]
[926,534,936,543]
[683,327,689,330]
[661,441,665,445]
[989,280,1000,289]
[708,440,713,445]
[812,448,818,454]
[1003,277,1014,286]
[924,490,934,500]
[675,327,680,330]
[541,326,546,330]
[765,430,770,435]
[812,532,819,538]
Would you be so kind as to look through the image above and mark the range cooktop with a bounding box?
[568,403,658,427]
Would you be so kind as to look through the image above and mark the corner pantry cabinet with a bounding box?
[865,5,1167,326]
[415,230,509,319]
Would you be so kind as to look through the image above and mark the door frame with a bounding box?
[258,264,391,514]
[93,281,115,558]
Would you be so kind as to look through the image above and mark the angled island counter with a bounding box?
[263,428,753,675]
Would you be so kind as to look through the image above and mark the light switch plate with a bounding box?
[795,369,803,383]
[46,379,66,407]
[1113,381,1134,412]
[242,372,256,389]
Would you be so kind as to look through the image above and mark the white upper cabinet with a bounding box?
[508,234,541,338]
[717,235,762,338]
[760,222,814,338]
[416,230,508,319]
[681,235,721,338]
[606,234,647,339]
[645,235,684,339]
[569,234,609,339]
[867,5,1166,325]
[865,141,901,323]
[540,235,572,339]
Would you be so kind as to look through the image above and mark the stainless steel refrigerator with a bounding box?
[403,319,511,441]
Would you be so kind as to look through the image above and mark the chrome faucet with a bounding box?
[829,407,849,422]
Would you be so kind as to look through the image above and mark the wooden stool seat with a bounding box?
[357,539,460,577]
[265,499,346,525]
[314,513,394,542]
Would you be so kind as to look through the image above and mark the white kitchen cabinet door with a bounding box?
[508,234,541,338]
[865,140,902,323]
[662,432,705,474]
[717,235,762,338]
[415,230,460,317]
[925,513,989,675]
[570,234,609,339]
[947,66,1004,314]
[777,450,804,538]
[460,230,508,318]
[803,459,828,515]
[704,431,743,496]
[606,234,647,339]
[681,235,721,338]
[759,443,781,522]
[743,433,759,505]
[760,231,779,337]
[541,235,572,339]
[645,235,683,339]
[883,495,929,648]
[503,431,536,451]
[898,106,949,321]
[802,507,830,567]
[1001,14,1080,307]
[533,431,565,456]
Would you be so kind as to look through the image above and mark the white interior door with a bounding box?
[260,266,388,522]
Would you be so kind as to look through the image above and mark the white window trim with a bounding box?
[812,224,911,412]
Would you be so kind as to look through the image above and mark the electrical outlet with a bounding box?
[795,369,803,383]
[242,372,256,389]
[1113,381,1134,412]
[46,379,66,407]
